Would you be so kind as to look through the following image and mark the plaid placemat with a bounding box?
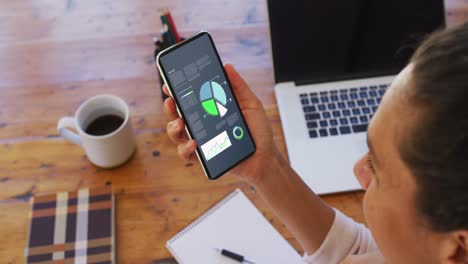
[25,187,115,264]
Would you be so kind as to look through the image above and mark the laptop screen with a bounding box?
[267,0,446,84]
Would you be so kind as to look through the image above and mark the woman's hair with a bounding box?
[401,21,468,232]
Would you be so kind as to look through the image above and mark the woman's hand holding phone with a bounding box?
[163,64,278,185]
[165,64,336,257]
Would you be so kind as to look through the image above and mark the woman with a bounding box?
[163,22,468,263]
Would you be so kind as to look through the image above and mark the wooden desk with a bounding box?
[0,1,466,263]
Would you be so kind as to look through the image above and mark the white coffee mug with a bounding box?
[57,94,136,168]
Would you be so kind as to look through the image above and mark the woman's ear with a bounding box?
[441,231,468,264]
[353,155,373,190]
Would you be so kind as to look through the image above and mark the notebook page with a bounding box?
[167,189,303,263]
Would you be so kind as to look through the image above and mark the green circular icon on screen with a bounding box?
[233,126,244,140]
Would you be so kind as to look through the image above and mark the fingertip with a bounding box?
[224,63,236,77]
[188,139,197,149]
[163,97,171,107]
[163,97,173,113]
[179,141,196,161]
[225,66,239,86]
[170,119,180,130]
[182,140,197,156]
[162,84,171,97]
[175,117,185,129]
[170,117,186,133]
[187,141,198,159]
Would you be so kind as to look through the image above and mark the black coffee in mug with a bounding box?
[85,114,124,136]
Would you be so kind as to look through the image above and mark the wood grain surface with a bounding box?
[1,0,467,263]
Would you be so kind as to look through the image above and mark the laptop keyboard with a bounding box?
[300,84,389,138]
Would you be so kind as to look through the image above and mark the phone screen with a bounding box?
[158,32,256,180]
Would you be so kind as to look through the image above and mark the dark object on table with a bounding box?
[154,8,184,101]
[215,248,255,264]
[153,38,169,101]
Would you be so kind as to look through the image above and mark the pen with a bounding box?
[166,11,181,43]
[161,13,177,46]
[161,18,173,45]
[214,248,255,264]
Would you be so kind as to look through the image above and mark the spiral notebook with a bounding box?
[166,189,303,263]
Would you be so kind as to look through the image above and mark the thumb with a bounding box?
[224,64,259,107]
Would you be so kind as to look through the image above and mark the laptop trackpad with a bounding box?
[354,136,368,158]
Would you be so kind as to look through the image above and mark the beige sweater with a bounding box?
[304,209,380,263]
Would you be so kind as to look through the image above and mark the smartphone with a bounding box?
[157,31,256,180]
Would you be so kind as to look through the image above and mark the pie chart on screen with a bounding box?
[200,81,228,117]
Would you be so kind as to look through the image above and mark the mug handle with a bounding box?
[57,117,82,146]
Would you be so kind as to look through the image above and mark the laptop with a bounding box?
[267,0,445,194]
